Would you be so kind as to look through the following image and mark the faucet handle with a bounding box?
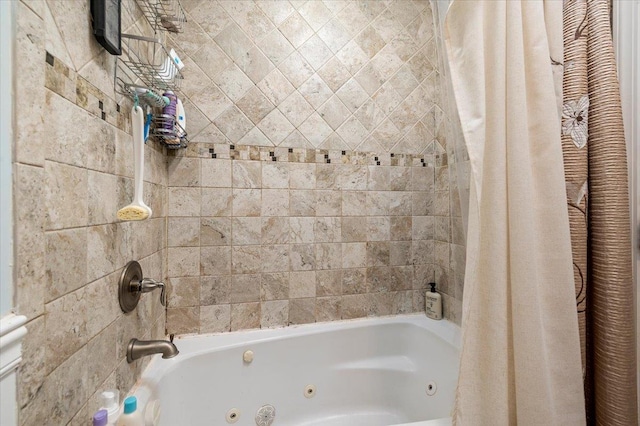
[170,334,175,343]
[119,261,167,313]
[140,278,166,306]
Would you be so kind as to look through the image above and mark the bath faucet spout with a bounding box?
[127,335,179,363]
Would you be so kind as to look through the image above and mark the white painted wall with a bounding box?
[0,0,14,318]
[613,0,639,407]
[0,3,26,426]
[1,315,27,426]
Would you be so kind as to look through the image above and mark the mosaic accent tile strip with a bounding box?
[171,141,438,167]
[43,51,168,153]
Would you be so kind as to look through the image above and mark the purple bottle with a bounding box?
[161,91,181,145]
[162,91,178,130]
[93,409,108,426]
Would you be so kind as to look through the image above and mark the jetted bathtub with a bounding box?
[133,314,460,426]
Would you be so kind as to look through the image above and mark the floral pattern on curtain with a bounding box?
[561,0,637,424]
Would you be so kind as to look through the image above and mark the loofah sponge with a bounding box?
[117,205,150,221]
[117,105,152,222]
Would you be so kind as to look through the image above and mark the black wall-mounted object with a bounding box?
[91,0,122,55]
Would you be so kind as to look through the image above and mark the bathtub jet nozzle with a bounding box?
[127,335,179,363]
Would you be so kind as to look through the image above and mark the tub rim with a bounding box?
[141,314,460,378]
[172,313,459,357]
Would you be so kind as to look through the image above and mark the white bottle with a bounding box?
[116,396,145,426]
[425,283,442,320]
[100,390,120,426]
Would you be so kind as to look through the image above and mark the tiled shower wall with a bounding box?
[171,0,439,153]
[166,149,448,333]
[442,127,468,325]
[14,1,167,424]
[12,0,465,423]
[165,0,465,333]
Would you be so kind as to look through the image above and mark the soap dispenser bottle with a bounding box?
[100,390,120,425]
[116,396,144,426]
[425,282,442,320]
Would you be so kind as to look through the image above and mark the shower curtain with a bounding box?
[561,0,637,424]
[444,1,587,424]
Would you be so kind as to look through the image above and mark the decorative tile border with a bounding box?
[43,50,444,168]
[172,141,441,168]
[43,51,167,153]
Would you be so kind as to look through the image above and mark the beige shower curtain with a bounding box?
[444,1,586,424]
[561,0,637,424]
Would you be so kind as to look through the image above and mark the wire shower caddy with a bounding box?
[137,0,187,33]
[115,0,188,149]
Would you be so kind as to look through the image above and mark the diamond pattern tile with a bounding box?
[257,29,296,66]
[278,91,315,127]
[336,79,369,113]
[191,122,228,143]
[336,2,370,36]
[317,18,351,54]
[213,63,254,102]
[407,13,434,46]
[299,74,333,109]
[214,105,254,142]
[258,69,296,106]
[337,115,369,149]
[354,26,385,59]
[191,43,232,80]
[299,113,333,147]
[258,109,295,144]
[388,0,419,27]
[180,57,213,99]
[298,35,333,70]
[317,95,351,130]
[239,126,273,146]
[279,52,315,88]
[191,1,232,38]
[236,46,275,84]
[371,45,404,81]
[298,0,333,31]
[371,9,405,43]
[257,0,296,26]
[318,132,349,150]
[354,99,385,132]
[317,57,351,92]
[220,1,274,41]
[336,40,369,75]
[190,84,233,121]
[279,11,314,48]
[172,0,444,155]
[213,23,254,61]
[354,63,385,96]
[237,87,276,124]
[322,1,349,15]
[281,129,313,148]
[372,118,400,151]
[171,13,218,57]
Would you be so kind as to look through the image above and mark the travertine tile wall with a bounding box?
[12,0,465,423]
[166,147,443,333]
[432,11,468,324]
[170,0,440,154]
[162,0,465,332]
[164,0,465,333]
[435,142,466,325]
[14,1,167,424]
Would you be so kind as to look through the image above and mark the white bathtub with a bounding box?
[133,314,460,426]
